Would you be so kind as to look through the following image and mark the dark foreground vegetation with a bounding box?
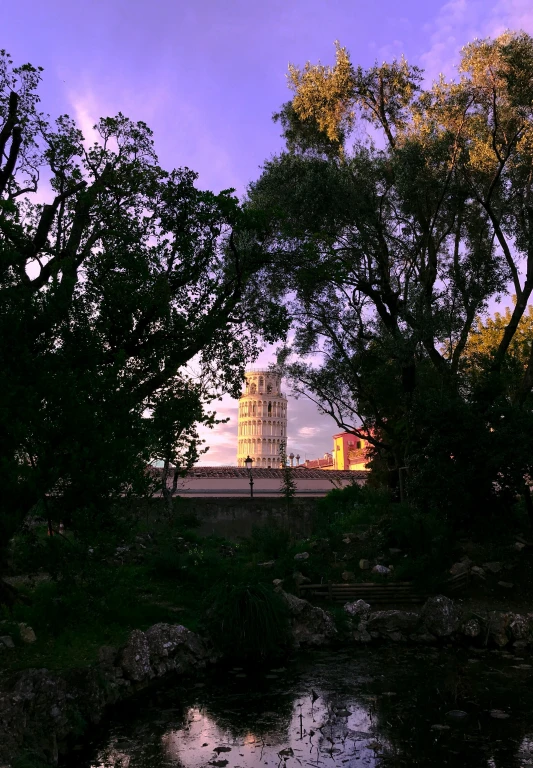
[2,482,532,678]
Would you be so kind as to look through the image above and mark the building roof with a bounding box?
[182,466,366,480]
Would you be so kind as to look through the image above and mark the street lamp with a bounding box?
[244,455,254,499]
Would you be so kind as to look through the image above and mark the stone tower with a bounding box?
[237,369,287,467]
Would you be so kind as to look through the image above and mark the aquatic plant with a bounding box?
[203,581,290,660]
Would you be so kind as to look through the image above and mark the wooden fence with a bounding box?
[296,570,470,605]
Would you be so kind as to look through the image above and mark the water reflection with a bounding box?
[70,647,533,768]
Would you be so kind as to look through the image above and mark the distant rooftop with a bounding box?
[181,466,366,480]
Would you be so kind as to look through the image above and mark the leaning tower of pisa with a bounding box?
[237,369,288,468]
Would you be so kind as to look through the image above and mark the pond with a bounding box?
[66,646,533,768]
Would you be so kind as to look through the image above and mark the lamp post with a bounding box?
[244,455,254,499]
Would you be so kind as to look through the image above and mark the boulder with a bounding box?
[372,565,391,575]
[471,566,486,579]
[145,623,208,676]
[488,612,513,647]
[293,571,311,586]
[294,552,309,561]
[344,599,371,622]
[19,623,36,644]
[409,632,437,643]
[449,562,470,576]
[483,561,502,573]
[341,571,355,582]
[353,622,372,643]
[462,618,482,638]
[0,636,14,649]
[366,610,420,635]
[119,629,153,682]
[359,559,371,570]
[497,581,514,589]
[509,613,533,642]
[281,591,337,647]
[420,596,462,637]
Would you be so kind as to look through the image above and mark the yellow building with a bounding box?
[303,432,370,471]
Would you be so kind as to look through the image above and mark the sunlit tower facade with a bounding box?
[237,369,287,467]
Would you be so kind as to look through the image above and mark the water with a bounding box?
[67,646,533,768]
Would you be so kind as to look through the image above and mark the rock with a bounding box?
[483,561,502,573]
[344,599,371,621]
[388,631,406,642]
[490,709,510,719]
[145,623,208,676]
[272,579,283,587]
[98,646,118,667]
[353,627,372,643]
[18,623,36,644]
[462,618,482,638]
[258,560,275,568]
[0,636,14,649]
[497,581,514,589]
[280,591,337,647]
[120,629,153,682]
[359,559,371,570]
[389,548,402,555]
[431,724,450,731]
[446,710,468,720]
[294,552,309,561]
[488,612,514,647]
[292,571,311,586]
[372,565,391,575]
[366,610,420,635]
[0,622,210,767]
[341,571,355,582]
[342,537,351,544]
[513,640,529,650]
[514,542,526,551]
[509,614,533,642]
[449,562,469,576]
[471,566,486,579]
[420,596,462,637]
[409,633,437,644]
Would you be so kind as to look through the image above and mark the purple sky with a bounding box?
[6,0,533,464]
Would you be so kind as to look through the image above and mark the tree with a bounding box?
[278,441,297,512]
[248,34,533,525]
[0,51,288,572]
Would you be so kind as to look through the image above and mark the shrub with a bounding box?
[203,581,290,660]
[249,523,290,559]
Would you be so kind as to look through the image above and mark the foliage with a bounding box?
[278,441,297,511]
[248,32,533,526]
[202,581,290,660]
[249,522,290,559]
[0,51,288,569]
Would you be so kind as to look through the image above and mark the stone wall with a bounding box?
[180,497,318,539]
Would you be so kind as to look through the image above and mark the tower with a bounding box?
[237,369,287,467]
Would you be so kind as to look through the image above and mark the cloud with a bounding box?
[298,426,320,437]
[420,0,533,84]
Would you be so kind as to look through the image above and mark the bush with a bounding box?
[249,523,290,559]
[313,483,389,535]
[203,581,290,660]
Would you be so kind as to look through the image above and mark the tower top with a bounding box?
[242,369,283,398]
